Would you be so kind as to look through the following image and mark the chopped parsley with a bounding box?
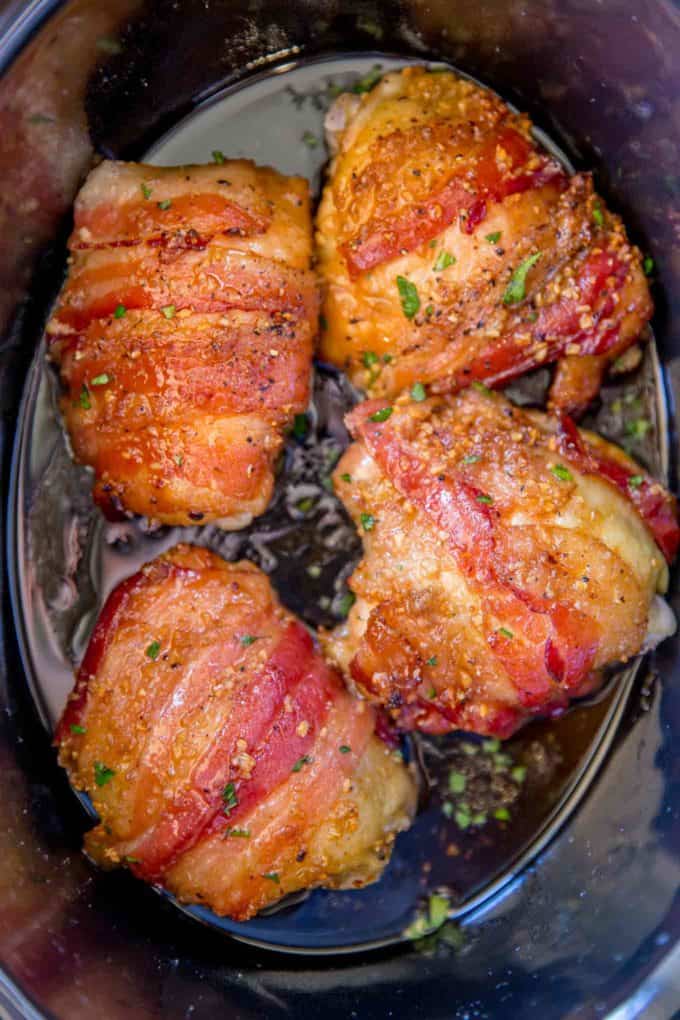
[212,149,226,164]
[222,782,238,815]
[360,512,376,532]
[410,381,426,402]
[626,418,651,440]
[433,250,455,272]
[643,255,655,276]
[113,304,126,319]
[352,65,383,94]
[551,463,573,482]
[76,384,91,410]
[140,182,152,200]
[293,413,308,439]
[339,745,351,754]
[94,762,115,787]
[336,591,356,618]
[426,655,438,667]
[291,755,312,773]
[146,640,161,660]
[502,252,542,305]
[498,627,514,639]
[511,765,527,784]
[70,724,86,735]
[302,130,318,149]
[161,304,176,319]
[362,350,379,368]
[240,635,259,647]
[403,893,451,940]
[628,474,644,488]
[494,807,511,821]
[455,807,471,829]
[262,872,280,883]
[396,275,421,318]
[472,380,493,396]
[297,497,315,514]
[90,373,111,387]
[485,231,502,244]
[448,771,466,794]
[368,406,393,423]
[476,493,493,505]
[463,454,480,465]
[225,827,250,838]
[157,199,172,210]
[592,203,604,227]
[340,472,352,483]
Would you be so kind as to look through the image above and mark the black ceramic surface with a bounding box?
[0,0,679,1016]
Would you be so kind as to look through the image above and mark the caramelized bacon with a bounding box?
[325,389,674,737]
[49,159,317,527]
[317,65,652,415]
[56,546,416,920]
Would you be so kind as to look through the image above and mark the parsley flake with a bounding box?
[485,231,501,244]
[94,762,115,787]
[302,131,318,149]
[643,255,654,276]
[551,464,573,482]
[494,807,511,821]
[225,827,250,838]
[240,635,259,646]
[90,373,111,386]
[433,250,455,272]
[70,724,86,735]
[476,493,493,505]
[511,765,527,784]
[396,275,420,318]
[503,252,542,305]
[339,745,351,754]
[426,655,438,667]
[463,454,480,465]
[362,350,379,368]
[410,382,426,402]
[449,771,466,794]
[291,755,312,773]
[76,384,91,410]
[262,872,280,883]
[592,203,604,227]
[146,640,161,660]
[222,782,238,815]
[157,199,172,210]
[498,626,514,639]
[340,472,352,483]
[352,65,383,94]
[140,182,152,200]
[212,149,225,164]
[113,304,126,319]
[360,512,376,532]
[628,474,644,488]
[626,418,651,440]
[336,591,356,618]
[161,304,175,319]
[368,406,393,423]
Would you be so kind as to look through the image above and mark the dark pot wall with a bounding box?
[0,2,679,1018]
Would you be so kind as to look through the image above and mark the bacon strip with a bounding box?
[341,127,566,277]
[348,401,599,695]
[557,415,679,562]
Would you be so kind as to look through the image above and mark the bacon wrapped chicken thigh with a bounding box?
[48,160,318,527]
[56,545,416,921]
[317,66,652,415]
[325,388,677,737]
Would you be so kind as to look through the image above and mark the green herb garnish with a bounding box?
[90,373,111,387]
[302,131,318,149]
[70,724,86,735]
[463,454,480,465]
[643,255,654,276]
[410,382,426,402]
[262,872,280,883]
[291,755,312,773]
[433,250,455,272]
[426,655,438,667]
[212,149,225,164]
[336,591,356,618]
[161,304,175,319]
[157,199,172,210]
[225,827,250,838]
[551,464,573,482]
[494,807,511,821]
[113,304,126,319]
[628,474,644,488]
[340,472,352,483]
[502,252,541,305]
[476,493,493,505]
[77,384,91,410]
[339,745,351,754]
[368,406,393,423]
[146,640,161,660]
[360,512,376,532]
[222,782,238,815]
[592,203,604,227]
[352,65,383,94]
[396,275,421,318]
[448,771,466,794]
[498,627,514,639]
[94,762,115,787]
[485,231,501,244]
[626,418,651,440]
[240,635,259,647]
[140,182,152,200]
